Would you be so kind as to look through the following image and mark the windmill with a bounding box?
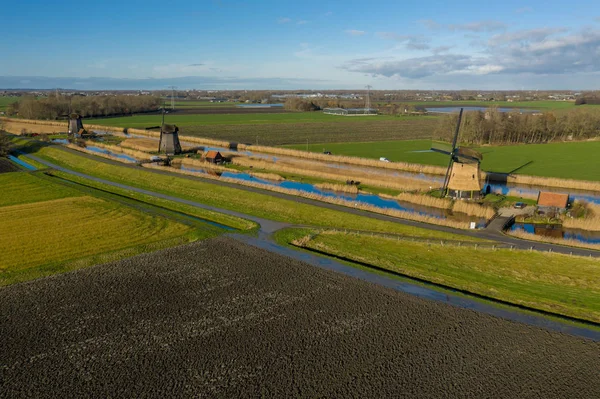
[67,113,86,138]
[145,106,182,155]
[431,108,483,200]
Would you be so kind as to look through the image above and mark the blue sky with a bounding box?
[1,0,599,89]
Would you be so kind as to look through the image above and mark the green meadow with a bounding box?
[285,139,600,181]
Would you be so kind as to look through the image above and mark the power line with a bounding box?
[169,86,177,110]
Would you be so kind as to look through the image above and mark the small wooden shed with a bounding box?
[537,192,569,210]
[205,150,224,164]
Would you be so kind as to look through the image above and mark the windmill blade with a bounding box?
[441,108,464,195]
[455,147,483,163]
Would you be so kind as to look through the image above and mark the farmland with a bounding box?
[285,139,600,181]
[284,229,600,323]
[396,100,579,111]
[0,171,220,286]
[2,237,600,398]
[0,96,18,111]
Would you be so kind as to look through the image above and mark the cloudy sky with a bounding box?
[1,0,599,90]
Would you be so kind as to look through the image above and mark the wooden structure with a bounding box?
[158,124,182,155]
[537,192,569,210]
[431,109,483,199]
[68,113,85,138]
[204,150,224,164]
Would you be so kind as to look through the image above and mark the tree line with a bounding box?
[434,107,600,145]
[7,95,162,119]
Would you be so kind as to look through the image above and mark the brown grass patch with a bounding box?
[249,172,285,181]
[452,201,496,220]
[563,202,600,231]
[314,183,359,194]
[396,192,452,210]
[508,174,600,192]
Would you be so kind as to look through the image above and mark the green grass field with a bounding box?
[286,229,600,323]
[285,139,600,181]
[0,96,18,112]
[85,111,409,127]
[394,100,579,111]
[0,172,216,285]
[166,100,237,108]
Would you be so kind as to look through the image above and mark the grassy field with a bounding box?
[0,172,219,285]
[26,144,484,241]
[286,229,600,323]
[85,111,416,127]
[285,139,600,181]
[395,100,579,111]
[0,96,18,112]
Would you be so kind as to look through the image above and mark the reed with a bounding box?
[231,156,431,192]
[314,183,359,194]
[177,157,230,172]
[563,202,600,231]
[235,143,448,175]
[396,192,452,210]
[504,189,539,200]
[143,163,472,229]
[452,200,496,220]
[507,229,600,251]
[88,142,149,160]
[249,172,285,181]
[507,174,600,192]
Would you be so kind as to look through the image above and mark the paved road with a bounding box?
[23,148,600,258]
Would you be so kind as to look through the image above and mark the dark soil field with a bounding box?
[2,238,599,398]
[0,158,20,173]
[181,118,438,145]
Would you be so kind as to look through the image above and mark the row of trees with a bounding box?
[434,107,600,145]
[378,103,427,115]
[7,95,162,119]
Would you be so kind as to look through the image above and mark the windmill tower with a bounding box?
[68,113,85,138]
[431,108,483,199]
[146,107,182,155]
[158,124,182,155]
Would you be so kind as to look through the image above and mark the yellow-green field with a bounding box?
[282,229,600,323]
[0,172,215,285]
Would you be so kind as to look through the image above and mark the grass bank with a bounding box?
[283,228,600,323]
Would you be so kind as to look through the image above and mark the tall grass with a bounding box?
[231,156,431,191]
[314,183,359,194]
[249,172,285,181]
[143,163,472,229]
[507,229,600,251]
[396,192,452,210]
[504,189,539,200]
[452,200,496,220]
[563,202,600,231]
[507,174,600,192]
[236,143,447,175]
[87,142,149,160]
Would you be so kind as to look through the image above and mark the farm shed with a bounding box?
[204,150,224,164]
[537,192,569,210]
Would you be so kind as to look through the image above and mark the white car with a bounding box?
[379,157,390,162]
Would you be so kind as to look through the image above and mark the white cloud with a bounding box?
[341,27,600,79]
[376,32,430,50]
[420,19,506,32]
[278,17,291,24]
[345,30,366,36]
[297,20,308,25]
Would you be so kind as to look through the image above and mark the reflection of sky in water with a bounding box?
[86,146,138,163]
[511,223,600,244]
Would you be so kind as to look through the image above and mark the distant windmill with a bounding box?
[431,108,483,199]
[68,113,85,138]
[145,106,182,155]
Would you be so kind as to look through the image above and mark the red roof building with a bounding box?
[537,192,569,209]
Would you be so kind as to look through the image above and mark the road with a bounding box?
[22,147,600,258]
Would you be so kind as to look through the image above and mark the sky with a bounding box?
[1,0,600,90]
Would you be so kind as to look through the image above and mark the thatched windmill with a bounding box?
[146,108,182,155]
[431,108,483,199]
